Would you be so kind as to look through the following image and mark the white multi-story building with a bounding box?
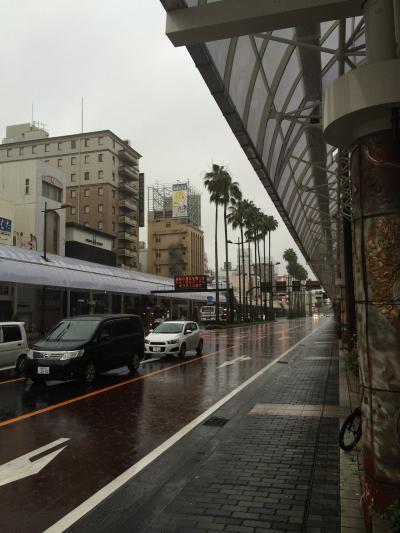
[1,123,144,269]
[0,159,66,255]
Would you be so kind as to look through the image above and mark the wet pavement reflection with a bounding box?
[0,317,327,532]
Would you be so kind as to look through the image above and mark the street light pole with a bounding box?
[42,202,72,261]
[237,236,241,320]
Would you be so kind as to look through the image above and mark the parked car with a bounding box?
[24,314,144,384]
[145,320,203,359]
[0,322,29,372]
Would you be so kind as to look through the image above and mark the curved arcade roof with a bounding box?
[160,0,366,296]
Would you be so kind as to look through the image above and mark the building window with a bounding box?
[112,221,115,231]
[71,156,76,165]
[98,170,103,179]
[112,206,115,215]
[84,171,89,180]
[6,149,11,157]
[98,204,103,213]
[58,142,62,150]
[112,140,116,149]
[112,156,115,165]
[71,173,76,182]
[45,144,49,152]
[71,206,76,215]
[71,189,77,198]
[31,145,36,154]
[112,189,116,198]
[45,159,49,163]
[84,205,90,214]
[112,172,115,181]
[84,138,90,147]
[19,147,24,156]
[84,189,89,197]
[25,179,29,195]
[98,137,103,145]
[71,140,76,149]
[98,221,103,230]
[98,153,103,162]
[43,182,62,202]
[84,155,89,164]
[98,187,103,196]
[156,251,161,258]
[166,222,171,228]
[155,236,161,243]
[156,266,160,274]
[58,158,62,167]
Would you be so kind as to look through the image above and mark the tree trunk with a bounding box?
[215,203,220,323]
[240,226,245,321]
[248,240,252,319]
[254,239,258,316]
[223,203,231,322]
[268,231,273,319]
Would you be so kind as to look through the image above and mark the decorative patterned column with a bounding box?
[351,129,400,513]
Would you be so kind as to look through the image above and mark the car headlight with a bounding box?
[167,338,179,345]
[59,350,85,360]
[144,337,150,343]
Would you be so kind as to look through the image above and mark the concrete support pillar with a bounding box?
[121,294,124,314]
[89,290,94,315]
[324,2,400,522]
[364,0,396,62]
[351,130,400,514]
[66,289,71,318]
[12,284,18,320]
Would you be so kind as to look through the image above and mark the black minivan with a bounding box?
[24,315,145,383]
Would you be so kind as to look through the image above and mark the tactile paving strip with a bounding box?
[248,403,347,418]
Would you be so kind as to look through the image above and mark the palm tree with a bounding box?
[227,199,247,319]
[244,202,260,316]
[220,174,241,322]
[265,215,279,318]
[204,164,229,323]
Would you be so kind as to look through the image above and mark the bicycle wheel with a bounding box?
[339,407,362,452]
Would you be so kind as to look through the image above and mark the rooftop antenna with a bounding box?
[31,103,34,125]
[81,96,84,133]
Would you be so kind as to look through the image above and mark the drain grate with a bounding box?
[203,417,229,427]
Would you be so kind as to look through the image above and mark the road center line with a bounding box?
[44,322,327,533]
[0,377,26,386]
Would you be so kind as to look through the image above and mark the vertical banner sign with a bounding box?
[172,183,188,218]
[139,172,145,227]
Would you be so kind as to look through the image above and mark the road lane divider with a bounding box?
[0,345,235,429]
[44,321,328,533]
[0,377,26,386]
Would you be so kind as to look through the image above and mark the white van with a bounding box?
[0,322,29,372]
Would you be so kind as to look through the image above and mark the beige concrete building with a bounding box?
[148,213,204,277]
[0,123,143,269]
[0,159,66,255]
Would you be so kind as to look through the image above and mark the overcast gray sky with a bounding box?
[0,0,311,278]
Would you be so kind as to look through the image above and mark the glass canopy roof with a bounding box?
[160,0,366,296]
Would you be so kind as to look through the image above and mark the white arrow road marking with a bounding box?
[0,437,70,487]
[218,355,251,368]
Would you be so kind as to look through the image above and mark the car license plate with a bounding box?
[37,366,50,375]
[152,347,161,352]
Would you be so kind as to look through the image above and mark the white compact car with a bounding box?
[0,322,30,372]
[145,321,203,358]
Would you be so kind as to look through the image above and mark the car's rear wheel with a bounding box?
[178,343,186,359]
[16,354,27,373]
[196,339,203,356]
[128,352,141,373]
[84,362,96,384]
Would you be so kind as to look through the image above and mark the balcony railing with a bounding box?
[119,216,137,227]
[118,231,138,242]
[117,248,137,258]
[118,149,138,167]
[119,199,137,212]
[118,165,138,181]
[119,181,138,196]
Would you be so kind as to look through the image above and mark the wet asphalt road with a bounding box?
[0,317,327,532]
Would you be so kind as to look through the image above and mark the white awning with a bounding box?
[0,245,225,302]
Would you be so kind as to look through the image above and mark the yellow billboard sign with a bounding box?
[172,183,188,218]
